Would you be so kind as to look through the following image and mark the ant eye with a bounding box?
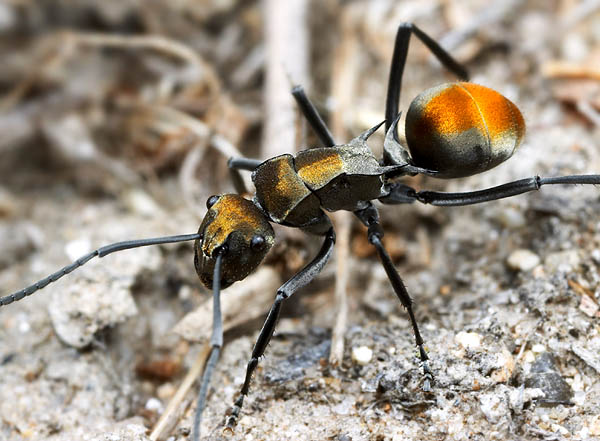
[250,235,265,251]
[206,195,220,209]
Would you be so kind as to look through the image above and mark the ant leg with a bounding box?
[384,23,469,167]
[354,203,431,381]
[385,22,469,133]
[290,87,430,372]
[291,85,335,147]
[382,175,600,207]
[192,249,225,441]
[225,227,336,431]
[379,182,418,205]
[0,233,201,307]
[227,157,263,194]
[228,157,262,171]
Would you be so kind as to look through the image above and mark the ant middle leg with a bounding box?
[354,202,431,380]
[225,226,336,431]
[292,84,432,383]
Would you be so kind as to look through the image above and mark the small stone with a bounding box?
[48,266,139,348]
[494,206,527,229]
[123,189,161,217]
[523,350,536,363]
[65,238,92,261]
[0,223,40,269]
[157,383,176,401]
[479,390,509,424]
[524,352,573,405]
[532,344,546,354]
[508,387,545,412]
[18,321,31,333]
[551,423,569,435]
[572,390,586,406]
[455,331,482,350]
[351,346,373,365]
[507,249,540,271]
[579,293,599,318]
[145,397,163,412]
[544,250,580,273]
[490,348,515,383]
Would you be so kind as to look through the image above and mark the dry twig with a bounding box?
[149,343,211,441]
[262,0,310,158]
[173,266,282,343]
[327,8,362,365]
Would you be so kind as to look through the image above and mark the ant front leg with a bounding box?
[354,202,432,384]
[225,227,336,432]
[291,85,335,147]
[192,249,225,441]
[227,157,262,195]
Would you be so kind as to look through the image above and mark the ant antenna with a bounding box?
[0,233,201,307]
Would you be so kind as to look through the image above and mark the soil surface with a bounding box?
[0,1,599,441]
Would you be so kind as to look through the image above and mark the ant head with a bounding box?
[194,194,274,289]
[405,82,526,178]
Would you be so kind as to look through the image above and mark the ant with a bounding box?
[1,23,599,440]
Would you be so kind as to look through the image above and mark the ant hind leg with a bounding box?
[380,175,600,207]
[354,202,432,386]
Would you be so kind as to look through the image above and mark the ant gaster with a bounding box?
[1,23,599,440]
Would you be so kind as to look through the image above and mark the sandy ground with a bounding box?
[0,1,599,440]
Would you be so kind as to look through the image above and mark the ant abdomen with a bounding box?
[406,82,526,178]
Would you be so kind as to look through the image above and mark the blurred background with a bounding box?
[0,1,599,440]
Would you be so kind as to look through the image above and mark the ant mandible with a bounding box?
[1,23,599,440]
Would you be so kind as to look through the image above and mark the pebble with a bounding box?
[157,382,176,401]
[531,344,546,354]
[351,346,373,365]
[65,238,92,261]
[145,397,163,412]
[490,348,515,383]
[479,390,509,424]
[493,206,526,229]
[507,249,540,271]
[123,189,161,217]
[523,350,536,363]
[455,331,482,350]
[544,250,580,273]
[525,352,573,404]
